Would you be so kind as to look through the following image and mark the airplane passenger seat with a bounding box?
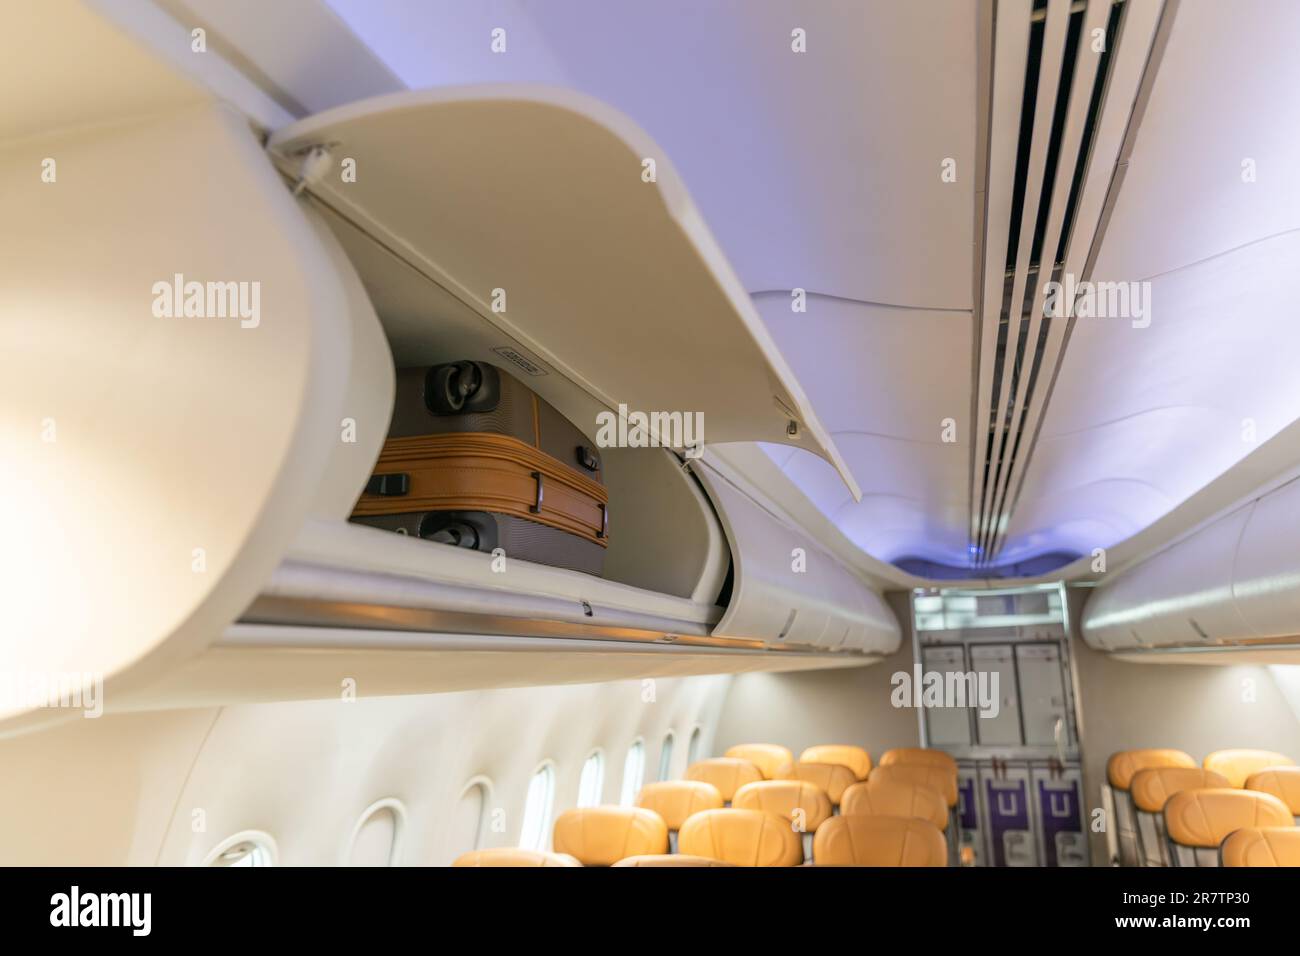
[812,815,947,867]
[677,808,803,866]
[732,779,832,862]
[723,743,795,780]
[1163,788,1292,867]
[841,777,949,831]
[551,806,669,866]
[879,747,959,775]
[685,757,764,804]
[1220,827,1300,867]
[1105,748,1198,865]
[612,854,737,867]
[1203,749,1296,788]
[799,745,872,781]
[1244,767,1300,823]
[452,848,582,867]
[787,762,858,807]
[636,780,724,851]
[1128,767,1229,866]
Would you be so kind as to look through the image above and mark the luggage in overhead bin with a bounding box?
[351,361,608,575]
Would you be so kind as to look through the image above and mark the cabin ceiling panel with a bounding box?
[754,293,972,565]
[324,0,978,310]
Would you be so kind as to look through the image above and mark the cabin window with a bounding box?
[687,727,704,765]
[619,740,646,806]
[205,831,277,867]
[450,778,491,862]
[347,799,405,866]
[519,763,556,850]
[577,750,604,807]
[657,732,675,781]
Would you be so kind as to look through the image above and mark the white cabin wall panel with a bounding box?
[0,677,732,865]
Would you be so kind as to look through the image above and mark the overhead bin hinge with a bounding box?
[289,144,333,197]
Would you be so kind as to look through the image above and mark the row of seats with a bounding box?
[454,744,957,867]
[1107,748,1299,867]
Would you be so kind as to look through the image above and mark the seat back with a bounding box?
[678,808,802,866]
[787,761,858,806]
[452,848,580,867]
[724,743,795,780]
[1203,749,1295,788]
[551,806,669,866]
[636,780,724,831]
[732,779,833,840]
[1128,768,1229,866]
[1245,766,1300,821]
[1163,788,1292,867]
[841,777,948,830]
[1221,827,1300,867]
[813,815,947,867]
[868,763,958,808]
[1105,748,1197,866]
[799,744,872,781]
[879,747,959,775]
[612,854,737,867]
[685,757,764,802]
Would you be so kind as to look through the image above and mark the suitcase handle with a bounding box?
[597,502,607,539]
[529,471,544,514]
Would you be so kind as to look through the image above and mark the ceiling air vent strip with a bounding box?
[976,0,1073,561]
[971,0,1157,566]
[983,0,1112,560]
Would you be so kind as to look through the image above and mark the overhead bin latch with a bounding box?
[289,144,333,197]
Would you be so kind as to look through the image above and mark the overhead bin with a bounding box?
[266,85,858,498]
[1082,476,1300,652]
[690,462,900,655]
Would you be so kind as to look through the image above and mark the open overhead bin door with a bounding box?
[267,85,859,498]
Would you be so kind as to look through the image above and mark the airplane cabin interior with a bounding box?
[4,0,1300,913]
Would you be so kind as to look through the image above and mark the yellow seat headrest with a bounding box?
[869,763,958,808]
[612,854,736,867]
[1129,767,1229,813]
[813,815,947,867]
[678,808,803,866]
[723,743,795,780]
[685,757,764,801]
[1221,827,1300,867]
[879,748,958,775]
[732,779,833,833]
[1105,748,1197,791]
[452,848,581,867]
[1203,749,1296,788]
[635,780,724,830]
[1244,766,1300,814]
[788,761,858,805]
[1163,788,1292,848]
[551,806,669,866]
[799,745,872,781]
[841,777,948,830]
